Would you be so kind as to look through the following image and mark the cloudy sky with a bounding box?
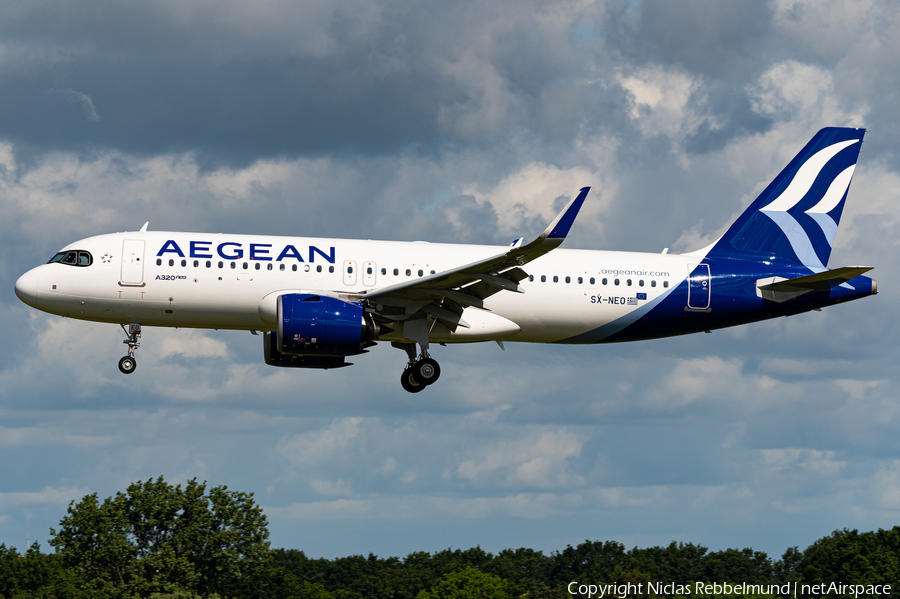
[2,0,900,560]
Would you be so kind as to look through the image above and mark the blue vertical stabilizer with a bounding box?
[706,127,865,268]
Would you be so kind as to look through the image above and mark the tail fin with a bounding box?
[706,127,865,268]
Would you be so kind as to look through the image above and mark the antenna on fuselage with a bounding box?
[140,222,149,232]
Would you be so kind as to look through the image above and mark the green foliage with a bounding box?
[0,542,82,598]
[49,476,270,598]
[416,567,510,599]
[795,527,900,586]
[1,479,896,599]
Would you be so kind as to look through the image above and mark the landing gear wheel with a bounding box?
[401,369,425,393]
[118,356,137,374]
[412,357,441,386]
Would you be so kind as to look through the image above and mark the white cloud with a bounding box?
[619,66,712,142]
[0,486,90,509]
[459,161,613,238]
[761,448,847,476]
[456,428,585,488]
[749,61,867,127]
[277,418,363,469]
[659,357,779,408]
[49,89,100,122]
[310,479,354,497]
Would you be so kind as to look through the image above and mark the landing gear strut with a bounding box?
[394,341,441,393]
[118,323,141,374]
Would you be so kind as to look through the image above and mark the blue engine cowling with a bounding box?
[277,293,377,356]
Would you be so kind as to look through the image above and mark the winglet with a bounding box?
[140,222,149,232]
[543,187,590,240]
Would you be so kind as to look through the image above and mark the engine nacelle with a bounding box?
[263,332,351,369]
[276,293,379,356]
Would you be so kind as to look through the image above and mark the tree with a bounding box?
[49,477,270,598]
[416,567,510,599]
[796,527,900,586]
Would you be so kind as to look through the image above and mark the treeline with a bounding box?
[0,478,897,598]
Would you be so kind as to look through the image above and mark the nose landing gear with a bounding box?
[118,323,141,374]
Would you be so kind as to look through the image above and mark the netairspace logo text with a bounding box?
[568,581,893,598]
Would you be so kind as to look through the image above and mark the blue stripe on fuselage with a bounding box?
[559,256,875,344]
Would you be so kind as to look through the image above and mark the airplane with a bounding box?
[14,127,877,393]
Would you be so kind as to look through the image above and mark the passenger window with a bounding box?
[627,279,632,286]
[304,265,310,272]
[194,260,200,267]
[529,275,534,282]
[578,277,583,284]
[614,278,620,286]
[590,277,595,285]
[602,278,607,285]
[169,259,175,267]
[651,280,656,287]
[541,275,546,282]
[565,276,571,284]
[230,262,236,269]
[406,269,411,276]
[218,261,224,268]
[393,268,399,276]
[267,263,273,271]
[317,265,323,272]
[639,280,644,287]
[206,261,211,268]
[280,264,285,271]
[348,266,353,274]
[157,259,162,266]
[381,268,386,275]
[255,263,260,270]
[329,266,334,273]
[418,269,423,277]
[242,262,248,270]
[368,267,373,275]
[293,265,298,272]
[663,281,669,288]
[431,270,436,275]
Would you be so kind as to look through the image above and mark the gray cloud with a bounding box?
[1,0,899,560]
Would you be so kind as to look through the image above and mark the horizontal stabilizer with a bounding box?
[757,266,873,302]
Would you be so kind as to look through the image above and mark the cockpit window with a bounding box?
[47,250,93,267]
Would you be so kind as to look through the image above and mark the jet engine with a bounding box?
[263,293,383,369]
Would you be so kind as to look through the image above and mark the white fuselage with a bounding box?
[16,231,693,344]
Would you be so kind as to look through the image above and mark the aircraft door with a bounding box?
[343,260,358,286]
[120,240,146,286]
[687,263,710,310]
[363,261,377,286]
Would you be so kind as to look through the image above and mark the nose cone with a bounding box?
[14,268,39,308]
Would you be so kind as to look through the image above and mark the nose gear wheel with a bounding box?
[118,323,142,375]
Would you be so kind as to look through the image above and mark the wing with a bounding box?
[362,187,590,331]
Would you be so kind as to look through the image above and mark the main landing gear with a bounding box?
[118,323,141,374]
[395,342,441,393]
